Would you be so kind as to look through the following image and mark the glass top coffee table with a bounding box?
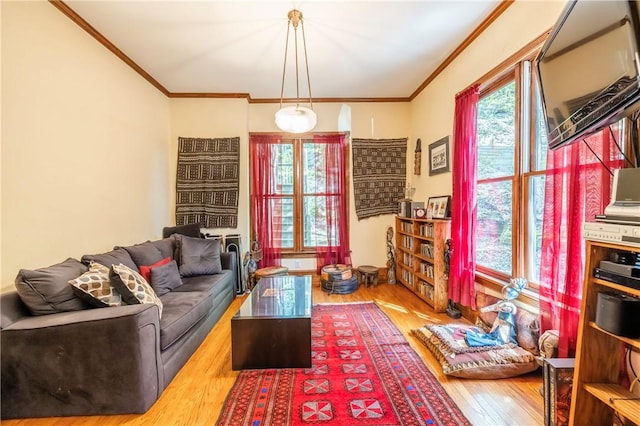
[231,275,312,370]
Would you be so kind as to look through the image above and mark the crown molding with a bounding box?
[49,0,514,103]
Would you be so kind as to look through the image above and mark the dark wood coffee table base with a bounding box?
[231,275,312,370]
[231,317,311,370]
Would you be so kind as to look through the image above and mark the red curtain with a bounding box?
[539,128,623,357]
[449,84,479,309]
[249,134,283,267]
[313,134,351,271]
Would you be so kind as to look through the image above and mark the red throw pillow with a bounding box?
[139,257,171,282]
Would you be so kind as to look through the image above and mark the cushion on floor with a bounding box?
[411,323,538,379]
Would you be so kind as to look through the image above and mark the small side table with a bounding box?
[357,265,379,288]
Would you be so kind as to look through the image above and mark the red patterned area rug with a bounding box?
[216,302,470,425]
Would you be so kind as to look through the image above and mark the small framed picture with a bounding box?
[427,195,451,219]
[428,136,450,176]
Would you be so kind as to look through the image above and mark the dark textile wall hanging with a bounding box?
[176,137,240,228]
[352,138,407,220]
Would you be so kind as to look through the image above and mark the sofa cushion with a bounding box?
[68,262,123,308]
[162,223,201,239]
[176,273,230,295]
[158,291,212,350]
[149,238,176,260]
[109,264,163,318]
[122,242,164,268]
[14,258,88,315]
[176,236,222,277]
[139,257,171,282]
[81,248,138,272]
[149,260,182,296]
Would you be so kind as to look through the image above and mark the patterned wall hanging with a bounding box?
[352,137,407,220]
[175,136,240,228]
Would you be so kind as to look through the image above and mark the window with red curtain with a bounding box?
[539,124,625,357]
[249,133,350,270]
[449,84,479,309]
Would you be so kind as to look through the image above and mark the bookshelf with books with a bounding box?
[569,240,640,426]
[395,216,451,312]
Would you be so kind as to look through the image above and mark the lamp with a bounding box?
[275,9,317,134]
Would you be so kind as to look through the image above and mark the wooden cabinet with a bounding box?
[569,240,640,426]
[395,216,451,312]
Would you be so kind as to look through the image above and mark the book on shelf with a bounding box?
[543,358,575,426]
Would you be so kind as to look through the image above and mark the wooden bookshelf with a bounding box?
[395,216,451,312]
[569,240,640,426]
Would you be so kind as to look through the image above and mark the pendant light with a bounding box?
[275,9,317,133]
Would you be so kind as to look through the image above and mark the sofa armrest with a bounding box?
[220,251,236,272]
[1,304,163,418]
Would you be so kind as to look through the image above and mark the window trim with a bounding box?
[473,33,549,296]
[249,132,350,257]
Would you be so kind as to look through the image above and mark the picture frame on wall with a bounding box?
[427,195,450,219]
[428,136,450,176]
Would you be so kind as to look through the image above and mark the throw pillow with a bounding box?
[121,242,164,268]
[68,262,123,308]
[177,235,222,277]
[15,258,89,315]
[162,223,201,239]
[81,247,138,271]
[109,263,163,318]
[149,238,176,260]
[149,260,182,296]
[139,257,172,282]
[476,293,541,356]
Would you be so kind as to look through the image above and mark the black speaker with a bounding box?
[224,234,244,294]
[595,292,640,338]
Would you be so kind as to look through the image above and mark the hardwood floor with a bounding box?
[3,280,544,426]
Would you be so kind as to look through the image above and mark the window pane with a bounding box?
[303,195,340,247]
[534,89,549,171]
[273,144,293,195]
[271,197,294,248]
[528,175,545,282]
[477,81,516,179]
[477,180,513,275]
[303,143,325,194]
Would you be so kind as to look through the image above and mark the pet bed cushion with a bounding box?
[411,323,538,379]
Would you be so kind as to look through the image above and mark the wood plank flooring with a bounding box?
[3,280,544,426]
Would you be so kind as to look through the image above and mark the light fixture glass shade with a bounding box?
[275,105,317,133]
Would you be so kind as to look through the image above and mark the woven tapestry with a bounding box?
[352,138,407,220]
[176,137,240,228]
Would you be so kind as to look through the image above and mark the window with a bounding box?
[476,60,548,288]
[250,134,349,257]
[267,139,342,250]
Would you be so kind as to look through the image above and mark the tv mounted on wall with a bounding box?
[535,0,640,151]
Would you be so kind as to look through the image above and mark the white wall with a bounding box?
[172,101,410,272]
[410,0,566,203]
[169,98,251,249]
[1,0,567,291]
[1,1,171,291]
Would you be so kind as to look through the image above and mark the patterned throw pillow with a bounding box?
[109,263,163,318]
[68,262,123,308]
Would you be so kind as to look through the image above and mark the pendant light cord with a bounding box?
[301,19,313,109]
[279,19,291,110]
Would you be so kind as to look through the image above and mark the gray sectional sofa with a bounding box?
[0,233,236,419]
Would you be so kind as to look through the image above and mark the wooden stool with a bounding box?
[357,265,379,288]
[251,265,289,289]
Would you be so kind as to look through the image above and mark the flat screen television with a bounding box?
[535,0,640,151]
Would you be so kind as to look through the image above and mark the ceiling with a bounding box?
[58,0,505,101]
